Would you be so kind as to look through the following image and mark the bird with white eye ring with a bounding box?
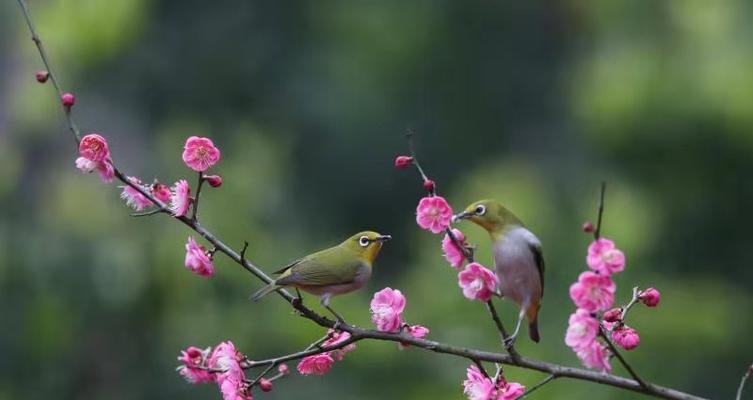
[454,200,545,347]
[250,231,391,323]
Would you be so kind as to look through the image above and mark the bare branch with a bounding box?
[521,374,557,398]
[736,364,752,400]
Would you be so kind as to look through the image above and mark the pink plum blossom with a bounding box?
[152,182,172,203]
[297,353,334,376]
[170,180,192,217]
[79,133,110,162]
[569,271,616,312]
[259,378,273,392]
[496,381,525,400]
[370,287,406,332]
[458,262,498,302]
[177,346,214,384]
[612,325,640,350]
[565,309,599,351]
[219,375,252,400]
[323,330,356,361]
[639,287,661,307]
[416,196,453,234]
[399,324,430,349]
[120,177,154,211]
[587,238,625,275]
[442,228,467,269]
[576,340,611,372]
[277,364,289,375]
[75,157,114,183]
[462,365,496,400]
[185,236,215,277]
[207,341,245,384]
[182,136,221,172]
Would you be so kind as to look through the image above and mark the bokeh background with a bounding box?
[1,1,752,399]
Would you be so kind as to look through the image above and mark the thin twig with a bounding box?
[521,374,557,398]
[600,327,649,390]
[405,129,433,193]
[473,359,490,379]
[248,363,276,388]
[16,0,81,143]
[619,287,641,322]
[191,171,205,221]
[594,181,606,240]
[736,364,752,400]
[131,209,164,217]
[486,300,519,359]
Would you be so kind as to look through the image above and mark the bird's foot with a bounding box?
[332,317,347,331]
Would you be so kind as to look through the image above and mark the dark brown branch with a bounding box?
[191,171,205,221]
[16,3,709,398]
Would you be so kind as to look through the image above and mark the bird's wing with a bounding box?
[272,259,302,275]
[528,241,545,296]
[276,248,361,287]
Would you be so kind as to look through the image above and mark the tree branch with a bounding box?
[736,364,752,400]
[15,2,709,398]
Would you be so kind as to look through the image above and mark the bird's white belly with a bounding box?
[301,265,372,297]
[493,227,542,309]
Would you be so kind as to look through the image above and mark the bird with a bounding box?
[453,200,544,345]
[250,231,392,322]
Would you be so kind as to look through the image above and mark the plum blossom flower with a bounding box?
[185,236,215,277]
[204,174,223,188]
[565,309,599,351]
[259,378,273,392]
[120,177,154,211]
[170,180,192,217]
[458,262,498,302]
[297,353,334,376]
[399,324,430,349]
[462,365,496,400]
[416,196,453,234]
[182,136,221,172]
[61,92,75,107]
[639,287,661,307]
[442,228,467,269]
[575,340,611,372]
[75,156,114,183]
[587,238,625,275]
[177,346,214,384]
[569,271,616,312]
[323,330,356,361]
[370,288,406,332]
[496,380,525,400]
[79,133,110,162]
[207,341,244,383]
[612,325,640,350]
[152,182,172,203]
[219,375,252,400]
[277,364,289,375]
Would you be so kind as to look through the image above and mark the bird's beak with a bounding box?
[452,212,472,223]
[375,234,392,242]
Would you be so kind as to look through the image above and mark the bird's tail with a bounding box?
[527,303,541,343]
[249,282,279,302]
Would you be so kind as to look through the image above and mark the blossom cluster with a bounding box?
[566,233,662,371]
[296,329,357,376]
[176,341,263,400]
[369,287,430,349]
[463,365,525,400]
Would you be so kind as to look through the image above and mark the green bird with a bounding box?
[454,200,544,345]
[250,231,392,321]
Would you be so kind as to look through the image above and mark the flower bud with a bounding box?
[611,325,640,350]
[602,307,622,323]
[203,174,223,188]
[61,92,75,107]
[582,221,595,233]
[277,363,289,375]
[638,287,661,307]
[35,70,49,83]
[259,378,273,392]
[423,179,436,192]
[394,155,413,169]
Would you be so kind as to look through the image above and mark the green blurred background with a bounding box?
[1,1,752,399]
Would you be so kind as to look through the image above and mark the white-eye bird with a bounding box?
[250,231,391,322]
[454,200,544,345]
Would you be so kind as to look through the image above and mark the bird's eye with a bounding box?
[475,205,486,215]
[359,236,370,247]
